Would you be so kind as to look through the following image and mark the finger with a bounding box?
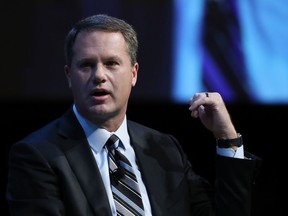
[189,92,209,109]
[188,93,203,117]
[197,105,206,118]
[190,109,199,118]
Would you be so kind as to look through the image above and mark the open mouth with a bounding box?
[91,89,110,97]
[93,91,108,96]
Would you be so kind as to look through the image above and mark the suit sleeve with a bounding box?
[169,134,262,216]
[214,153,262,216]
[6,142,65,216]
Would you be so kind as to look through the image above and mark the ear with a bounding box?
[131,63,139,87]
[64,65,72,88]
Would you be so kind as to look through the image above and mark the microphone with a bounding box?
[111,167,125,181]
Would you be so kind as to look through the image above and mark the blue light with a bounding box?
[173,0,288,104]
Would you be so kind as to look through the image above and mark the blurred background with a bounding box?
[1,0,287,215]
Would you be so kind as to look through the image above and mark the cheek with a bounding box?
[116,77,132,94]
[70,74,86,91]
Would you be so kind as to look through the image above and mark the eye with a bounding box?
[105,60,119,67]
[80,61,95,69]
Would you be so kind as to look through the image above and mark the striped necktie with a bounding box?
[105,134,145,216]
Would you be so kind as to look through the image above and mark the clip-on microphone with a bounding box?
[111,167,125,183]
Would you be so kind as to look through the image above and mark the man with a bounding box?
[6,14,261,216]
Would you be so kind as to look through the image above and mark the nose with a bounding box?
[92,64,106,84]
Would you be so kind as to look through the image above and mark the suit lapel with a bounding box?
[127,121,169,216]
[58,109,112,216]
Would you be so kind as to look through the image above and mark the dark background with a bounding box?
[1,1,287,215]
[1,0,174,102]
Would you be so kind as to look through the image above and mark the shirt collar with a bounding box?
[72,104,130,153]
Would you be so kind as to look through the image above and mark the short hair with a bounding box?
[64,14,138,66]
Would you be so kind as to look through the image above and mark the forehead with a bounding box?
[72,30,130,59]
[75,30,126,48]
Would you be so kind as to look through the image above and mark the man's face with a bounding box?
[64,30,138,126]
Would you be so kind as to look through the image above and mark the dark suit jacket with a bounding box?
[6,107,261,216]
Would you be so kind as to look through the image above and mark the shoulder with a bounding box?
[10,108,75,155]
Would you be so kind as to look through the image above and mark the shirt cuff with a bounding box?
[216,145,244,159]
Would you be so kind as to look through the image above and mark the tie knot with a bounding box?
[105,134,119,150]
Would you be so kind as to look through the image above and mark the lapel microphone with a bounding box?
[111,167,125,182]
